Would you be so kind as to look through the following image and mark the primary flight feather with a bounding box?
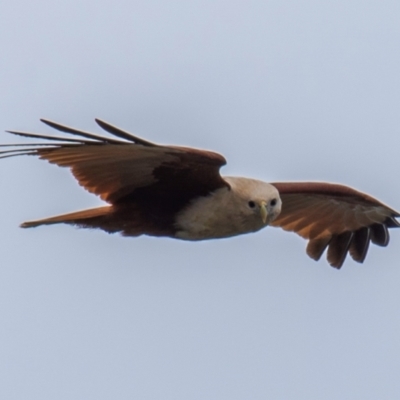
[1,119,398,269]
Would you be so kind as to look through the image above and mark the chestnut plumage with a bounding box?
[1,119,398,268]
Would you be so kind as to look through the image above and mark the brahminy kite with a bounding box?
[1,119,398,268]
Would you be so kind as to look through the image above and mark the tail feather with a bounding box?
[21,206,113,228]
[20,205,174,238]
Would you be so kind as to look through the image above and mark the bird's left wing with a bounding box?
[270,182,400,268]
[0,119,228,204]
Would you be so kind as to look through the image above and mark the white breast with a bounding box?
[174,177,280,241]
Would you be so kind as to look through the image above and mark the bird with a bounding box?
[1,118,398,269]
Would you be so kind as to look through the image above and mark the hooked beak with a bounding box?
[260,201,268,224]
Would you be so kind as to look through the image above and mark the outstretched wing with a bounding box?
[0,119,228,209]
[270,182,400,269]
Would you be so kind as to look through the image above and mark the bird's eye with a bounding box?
[270,198,277,207]
[248,201,256,208]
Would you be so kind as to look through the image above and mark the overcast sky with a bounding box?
[1,1,400,399]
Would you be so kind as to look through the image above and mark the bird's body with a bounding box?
[175,177,281,240]
[1,118,398,268]
[18,176,281,241]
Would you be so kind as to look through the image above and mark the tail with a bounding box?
[20,205,173,238]
[21,206,113,229]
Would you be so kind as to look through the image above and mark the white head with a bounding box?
[223,176,282,229]
[175,176,282,240]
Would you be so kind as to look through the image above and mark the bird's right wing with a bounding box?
[0,119,228,204]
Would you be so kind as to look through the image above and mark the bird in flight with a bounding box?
[1,119,398,268]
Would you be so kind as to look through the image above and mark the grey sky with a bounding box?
[1,0,400,399]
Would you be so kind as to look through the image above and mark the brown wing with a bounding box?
[0,119,229,210]
[270,182,400,269]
